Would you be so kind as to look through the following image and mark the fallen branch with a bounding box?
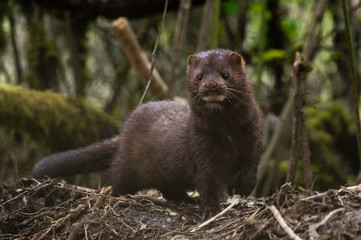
[111,17,168,100]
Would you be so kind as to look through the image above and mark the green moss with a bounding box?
[302,101,357,189]
[0,83,119,151]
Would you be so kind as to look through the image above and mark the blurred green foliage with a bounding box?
[302,102,358,188]
[0,83,119,151]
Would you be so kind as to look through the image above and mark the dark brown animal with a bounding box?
[32,49,263,218]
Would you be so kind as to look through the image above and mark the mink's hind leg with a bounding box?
[110,171,139,196]
[111,183,138,197]
[161,188,198,204]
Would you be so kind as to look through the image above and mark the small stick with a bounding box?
[191,200,238,232]
[84,224,89,240]
[93,186,112,207]
[268,205,302,240]
[344,183,361,192]
[301,192,326,201]
[315,208,344,229]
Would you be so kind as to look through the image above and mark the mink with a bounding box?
[32,49,263,219]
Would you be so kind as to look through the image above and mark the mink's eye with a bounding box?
[196,74,203,81]
[221,73,230,80]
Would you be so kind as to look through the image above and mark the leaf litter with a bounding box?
[1,178,361,239]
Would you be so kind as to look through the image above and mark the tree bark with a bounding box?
[64,12,84,97]
[237,0,250,51]
[286,52,312,187]
[8,12,23,85]
[196,0,214,51]
[168,0,192,97]
[302,112,312,189]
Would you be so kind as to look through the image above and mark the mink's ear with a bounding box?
[188,54,199,66]
[229,52,245,66]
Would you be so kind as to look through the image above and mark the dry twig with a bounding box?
[191,199,239,232]
[139,0,169,104]
[94,186,112,207]
[268,205,302,240]
[315,208,344,229]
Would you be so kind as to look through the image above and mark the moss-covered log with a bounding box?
[0,83,119,152]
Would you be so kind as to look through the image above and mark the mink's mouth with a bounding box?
[201,94,226,111]
[202,95,226,102]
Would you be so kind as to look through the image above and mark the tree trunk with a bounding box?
[168,0,192,97]
[64,12,85,97]
[9,11,23,85]
[196,0,214,51]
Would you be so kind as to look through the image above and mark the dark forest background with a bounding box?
[0,0,360,196]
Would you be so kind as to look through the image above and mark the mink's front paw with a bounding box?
[202,205,220,220]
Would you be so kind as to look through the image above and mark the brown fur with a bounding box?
[32,49,263,218]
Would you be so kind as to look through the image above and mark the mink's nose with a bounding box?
[205,81,217,91]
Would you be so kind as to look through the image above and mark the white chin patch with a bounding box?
[205,102,223,111]
[202,95,226,111]
[202,95,226,102]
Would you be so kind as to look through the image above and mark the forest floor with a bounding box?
[1,178,361,239]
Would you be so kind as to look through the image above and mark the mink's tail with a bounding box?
[32,136,120,179]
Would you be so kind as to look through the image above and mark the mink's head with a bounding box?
[186,49,254,113]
